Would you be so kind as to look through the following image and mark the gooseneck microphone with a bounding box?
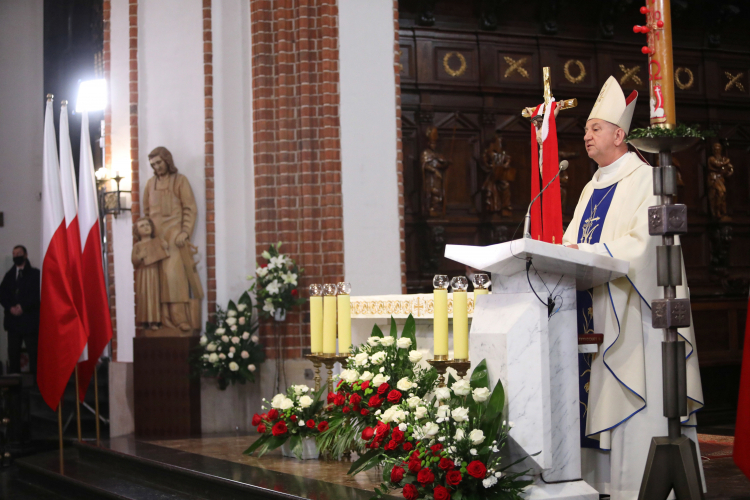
[523,160,569,239]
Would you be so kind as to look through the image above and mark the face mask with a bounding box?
[13,256,25,266]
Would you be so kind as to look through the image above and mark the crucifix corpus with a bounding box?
[521,66,577,244]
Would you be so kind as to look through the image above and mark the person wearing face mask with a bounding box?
[0,245,41,374]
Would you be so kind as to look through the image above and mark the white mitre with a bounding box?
[588,76,638,134]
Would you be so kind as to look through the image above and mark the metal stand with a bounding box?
[321,354,349,393]
[304,353,323,392]
[74,366,82,442]
[57,402,64,474]
[94,367,101,445]
[427,358,471,387]
[632,139,703,500]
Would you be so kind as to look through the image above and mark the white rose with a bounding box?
[280,398,294,410]
[208,353,219,363]
[354,352,369,366]
[406,396,422,408]
[391,409,406,423]
[483,476,498,488]
[451,407,470,422]
[215,328,226,335]
[452,379,471,396]
[221,335,229,343]
[242,332,250,340]
[360,371,373,381]
[470,429,485,445]
[340,369,359,384]
[271,394,286,409]
[202,354,209,360]
[229,362,239,372]
[227,310,237,317]
[199,336,208,345]
[238,317,246,325]
[435,387,451,400]
[219,353,227,360]
[232,336,240,344]
[372,374,390,387]
[370,352,387,365]
[248,364,256,372]
[229,346,236,353]
[455,428,465,441]
[367,337,380,346]
[423,422,439,437]
[228,352,234,358]
[470,448,478,456]
[397,377,414,391]
[399,423,408,432]
[379,336,395,347]
[472,387,491,403]
[298,420,306,427]
[299,395,313,408]
[415,406,428,419]
[380,408,396,423]
[206,343,217,352]
[241,351,249,359]
[230,325,238,332]
[226,317,237,326]
[237,304,247,312]
[437,405,450,418]
[396,337,412,349]
[408,350,423,363]
[251,334,260,343]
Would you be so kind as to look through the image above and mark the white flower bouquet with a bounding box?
[251,243,306,320]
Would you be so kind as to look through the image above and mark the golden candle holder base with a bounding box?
[428,358,472,387]
[305,353,324,392]
[446,359,471,379]
[321,354,350,393]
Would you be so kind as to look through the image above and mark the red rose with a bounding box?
[290,415,297,422]
[390,466,405,483]
[417,468,435,486]
[402,441,413,452]
[410,450,421,461]
[306,419,315,429]
[466,460,487,479]
[361,380,370,390]
[291,289,298,297]
[251,413,262,426]
[334,393,346,406]
[271,421,288,436]
[391,428,405,444]
[375,421,391,440]
[336,380,343,389]
[360,408,369,416]
[402,483,418,500]
[327,392,335,404]
[362,427,375,441]
[446,470,462,486]
[407,457,422,473]
[343,406,351,414]
[261,413,267,420]
[387,389,402,403]
[349,393,362,405]
[257,424,266,433]
[433,485,450,500]
[384,440,399,451]
[267,409,279,420]
[368,395,383,408]
[430,443,443,456]
[439,457,455,471]
[377,383,390,395]
[317,421,329,432]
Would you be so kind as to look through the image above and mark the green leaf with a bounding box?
[258,434,288,457]
[347,448,382,475]
[227,300,238,311]
[390,317,397,337]
[402,314,417,347]
[290,434,303,460]
[483,377,506,440]
[470,359,489,390]
[243,435,269,455]
[239,291,252,306]
[371,323,384,338]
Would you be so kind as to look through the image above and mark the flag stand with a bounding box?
[57,403,64,474]
[74,366,82,442]
[94,366,101,445]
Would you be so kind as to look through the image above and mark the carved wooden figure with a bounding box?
[707,142,734,221]
[132,217,169,330]
[421,127,451,217]
[479,133,515,216]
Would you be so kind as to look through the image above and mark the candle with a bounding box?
[451,276,469,360]
[472,273,490,301]
[309,284,323,353]
[322,284,337,354]
[433,275,449,358]
[337,282,352,355]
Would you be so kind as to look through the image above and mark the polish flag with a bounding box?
[76,111,113,400]
[38,98,87,410]
[59,102,90,362]
[734,295,750,478]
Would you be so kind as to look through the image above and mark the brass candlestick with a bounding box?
[305,353,324,392]
[321,354,350,393]
[428,357,471,387]
[446,359,471,379]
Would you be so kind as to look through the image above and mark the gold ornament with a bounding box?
[503,56,529,79]
[618,64,642,86]
[674,67,694,90]
[725,71,745,92]
[563,59,586,84]
[442,52,467,77]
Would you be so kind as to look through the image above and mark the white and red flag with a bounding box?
[529,101,563,244]
[76,111,113,400]
[38,98,87,410]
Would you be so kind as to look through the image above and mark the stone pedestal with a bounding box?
[133,337,201,438]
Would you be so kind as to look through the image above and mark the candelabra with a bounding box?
[304,353,323,392]
[427,358,472,387]
[320,354,350,393]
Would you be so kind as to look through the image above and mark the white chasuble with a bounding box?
[562,152,705,499]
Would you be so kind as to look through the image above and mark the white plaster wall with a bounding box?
[0,0,43,371]
[338,0,402,295]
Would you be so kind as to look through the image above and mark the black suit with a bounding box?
[0,262,40,373]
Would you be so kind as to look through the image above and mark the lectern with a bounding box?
[445,239,629,500]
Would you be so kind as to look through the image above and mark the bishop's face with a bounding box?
[150,155,168,177]
[584,119,619,165]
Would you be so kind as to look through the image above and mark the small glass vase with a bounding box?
[273,308,287,322]
[280,436,320,460]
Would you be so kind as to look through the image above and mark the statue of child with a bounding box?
[132,217,169,330]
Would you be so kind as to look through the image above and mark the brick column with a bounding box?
[393,0,406,293]
[203,0,216,321]
[128,0,140,347]
[250,0,344,359]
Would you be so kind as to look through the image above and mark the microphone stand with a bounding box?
[523,163,567,239]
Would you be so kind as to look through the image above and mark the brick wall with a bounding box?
[128,0,140,351]
[204,0,216,321]
[393,0,406,293]
[250,0,345,359]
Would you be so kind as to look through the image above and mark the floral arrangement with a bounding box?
[349,360,533,500]
[192,291,265,390]
[252,243,306,320]
[628,123,714,140]
[317,315,438,458]
[244,384,328,459]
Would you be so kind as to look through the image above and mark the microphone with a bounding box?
[523,160,569,239]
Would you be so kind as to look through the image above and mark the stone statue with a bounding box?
[479,134,515,217]
[421,127,450,217]
[132,217,168,330]
[707,142,734,221]
[141,146,201,334]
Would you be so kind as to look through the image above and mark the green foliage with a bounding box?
[628,123,715,140]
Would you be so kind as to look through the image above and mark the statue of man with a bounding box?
[421,127,450,217]
[479,133,515,217]
[142,147,198,332]
[707,142,734,221]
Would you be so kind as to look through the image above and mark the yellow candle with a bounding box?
[337,294,351,354]
[323,296,337,354]
[453,290,468,360]
[310,296,323,353]
[433,289,449,357]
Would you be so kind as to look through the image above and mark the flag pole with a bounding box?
[58,402,64,473]
[94,366,100,444]
[74,366,82,441]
